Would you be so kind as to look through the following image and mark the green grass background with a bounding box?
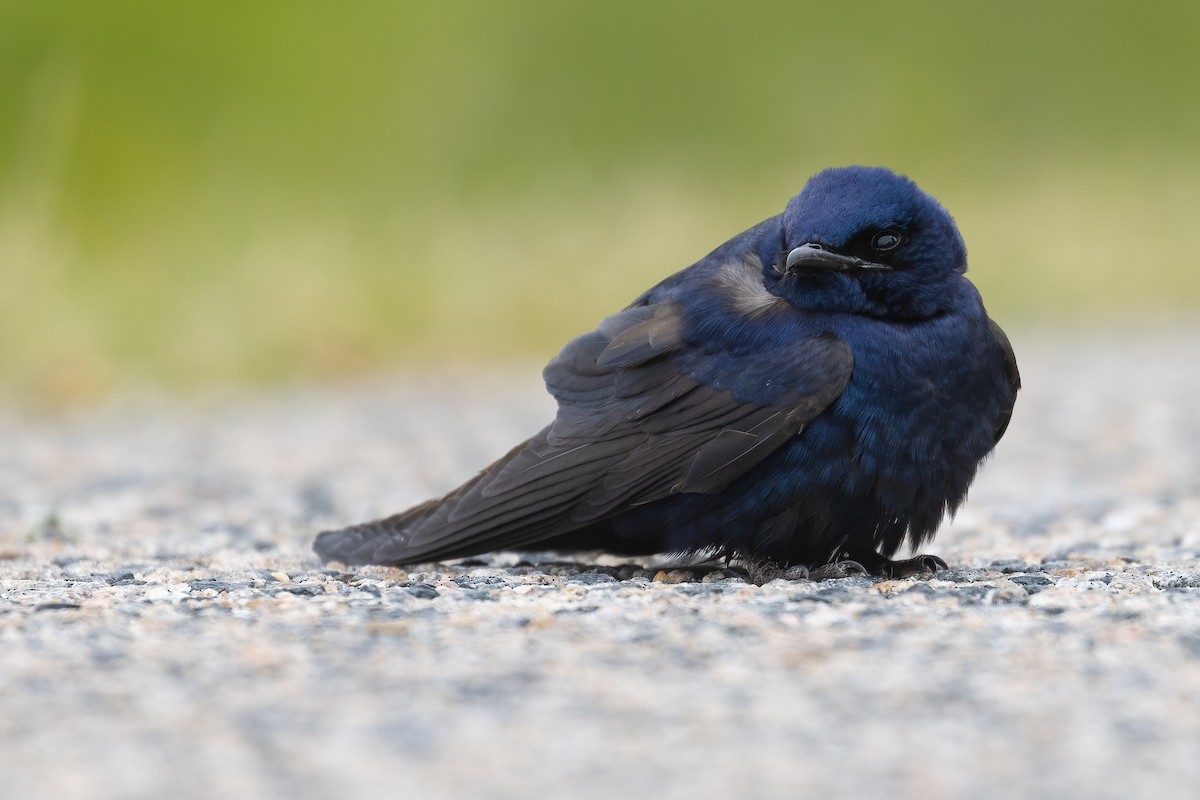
[2,0,1198,406]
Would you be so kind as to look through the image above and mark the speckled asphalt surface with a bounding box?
[3,328,1200,800]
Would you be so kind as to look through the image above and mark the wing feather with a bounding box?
[314,297,854,565]
[987,318,1021,442]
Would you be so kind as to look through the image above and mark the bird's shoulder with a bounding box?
[544,252,853,426]
[537,280,852,498]
[627,214,783,309]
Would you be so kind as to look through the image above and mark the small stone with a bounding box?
[538,561,588,576]
[269,572,291,583]
[35,602,82,612]
[616,564,645,581]
[673,583,727,596]
[1009,575,1053,594]
[952,586,993,605]
[404,583,439,600]
[357,566,410,582]
[1159,574,1200,590]
[937,567,987,583]
[989,582,1030,605]
[281,584,325,596]
[554,605,599,615]
[566,571,618,585]
[989,559,1040,574]
[188,580,243,593]
[701,569,743,583]
[454,575,508,590]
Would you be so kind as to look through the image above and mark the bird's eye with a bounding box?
[871,230,903,251]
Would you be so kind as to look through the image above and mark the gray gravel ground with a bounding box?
[3,327,1200,800]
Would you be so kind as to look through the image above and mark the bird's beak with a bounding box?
[784,243,892,274]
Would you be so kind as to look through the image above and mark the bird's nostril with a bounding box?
[808,243,824,250]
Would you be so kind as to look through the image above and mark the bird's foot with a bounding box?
[808,560,870,581]
[844,550,948,578]
[742,552,936,584]
[883,554,948,578]
[745,560,812,585]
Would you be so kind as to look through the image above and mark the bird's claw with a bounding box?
[884,554,948,578]
[744,560,812,585]
[744,558,877,584]
[808,560,869,581]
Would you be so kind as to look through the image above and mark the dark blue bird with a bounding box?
[314,166,1019,578]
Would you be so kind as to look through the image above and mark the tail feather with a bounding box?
[313,427,603,565]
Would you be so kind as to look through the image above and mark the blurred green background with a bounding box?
[2,0,1198,407]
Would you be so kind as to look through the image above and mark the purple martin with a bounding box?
[314,166,1019,578]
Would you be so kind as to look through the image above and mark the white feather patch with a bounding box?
[714,256,788,316]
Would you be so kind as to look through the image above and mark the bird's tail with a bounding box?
[313,494,457,566]
[313,426,602,566]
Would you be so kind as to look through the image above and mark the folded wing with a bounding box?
[314,300,853,565]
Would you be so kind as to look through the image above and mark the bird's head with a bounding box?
[768,166,968,318]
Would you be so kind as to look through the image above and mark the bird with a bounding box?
[314,166,1019,579]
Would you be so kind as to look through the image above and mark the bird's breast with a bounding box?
[821,313,1008,490]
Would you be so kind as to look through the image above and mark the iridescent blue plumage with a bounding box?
[314,166,1019,576]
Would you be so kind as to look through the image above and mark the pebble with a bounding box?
[565,571,619,585]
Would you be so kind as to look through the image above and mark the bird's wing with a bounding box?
[315,300,853,565]
[987,318,1021,442]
